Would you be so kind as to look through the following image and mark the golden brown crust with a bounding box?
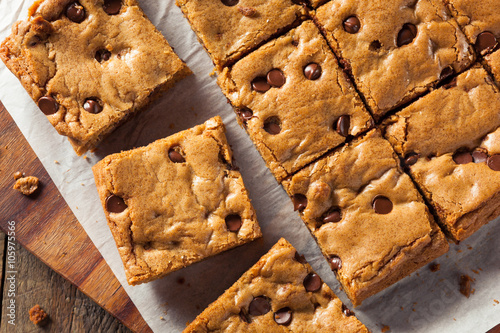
[315,0,474,119]
[184,238,368,333]
[218,21,372,182]
[0,0,191,155]
[92,116,262,285]
[282,130,449,306]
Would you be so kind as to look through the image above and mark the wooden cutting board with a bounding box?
[0,102,152,333]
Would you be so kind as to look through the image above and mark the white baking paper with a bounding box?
[0,0,498,332]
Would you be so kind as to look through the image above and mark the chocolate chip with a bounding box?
[372,195,393,214]
[38,96,59,115]
[238,6,256,17]
[453,151,473,165]
[343,16,360,34]
[322,209,341,223]
[106,195,127,213]
[439,66,454,82]
[292,194,307,211]
[225,214,242,232]
[95,49,111,62]
[264,117,281,135]
[168,147,185,163]
[274,308,292,326]
[248,296,271,316]
[83,98,103,114]
[342,304,354,317]
[294,251,306,263]
[405,153,420,166]
[251,76,270,93]
[369,40,382,51]
[329,255,342,271]
[103,0,122,15]
[397,23,417,47]
[487,154,500,171]
[221,0,239,6]
[475,31,498,55]
[303,273,322,292]
[267,69,286,88]
[66,2,86,23]
[336,115,350,137]
[304,63,322,80]
[472,150,488,164]
[238,108,253,123]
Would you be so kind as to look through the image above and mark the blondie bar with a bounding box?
[184,238,368,332]
[0,0,191,155]
[218,21,372,181]
[92,116,262,285]
[383,66,500,242]
[176,0,307,69]
[282,130,449,306]
[314,0,474,119]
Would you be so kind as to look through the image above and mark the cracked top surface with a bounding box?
[92,116,262,285]
[0,0,190,155]
[383,66,500,158]
[383,66,500,240]
[282,130,447,304]
[218,21,372,181]
[315,0,474,119]
[444,0,500,47]
[184,238,368,333]
[176,0,306,69]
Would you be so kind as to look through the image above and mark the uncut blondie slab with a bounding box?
[314,0,474,119]
[0,0,191,155]
[444,0,500,56]
[176,0,307,69]
[218,21,372,182]
[282,130,448,306]
[383,66,500,242]
[184,238,368,333]
[92,116,262,285]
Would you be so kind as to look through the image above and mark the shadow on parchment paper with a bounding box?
[355,218,500,333]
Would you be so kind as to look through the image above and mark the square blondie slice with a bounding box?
[92,116,262,285]
[315,0,474,119]
[184,238,368,332]
[282,130,449,306]
[176,0,307,69]
[444,0,500,56]
[383,66,500,242]
[0,0,191,155]
[218,21,373,182]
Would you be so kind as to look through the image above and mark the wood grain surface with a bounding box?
[0,102,152,333]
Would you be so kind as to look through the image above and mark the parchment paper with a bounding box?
[0,0,498,332]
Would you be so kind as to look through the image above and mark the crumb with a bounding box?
[479,267,483,271]
[13,176,39,195]
[54,160,59,164]
[81,183,85,186]
[29,304,48,326]
[457,249,462,253]
[83,155,88,159]
[381,325,390,332]
[400,307,404,310]
[13,171,24,180]
[177,277,185,285]
[472,269,479,274]
[209,68,217,77]
[459,275,473,298]
[467,245,472,250]
[429,263,440,272]
[416,272,420,276]
[494,299,499,305]
[160,316,164,320]
[169,123,175,129]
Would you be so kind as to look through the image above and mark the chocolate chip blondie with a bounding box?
[444,0,500,56]
[218,21,373,181]
[0,0,191,155]
[92,116,262,285]
[176,0,307,69]
[282,130,449,306]
[314,0,474,119]
[383,66,500,242]
[184,238,368,332]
